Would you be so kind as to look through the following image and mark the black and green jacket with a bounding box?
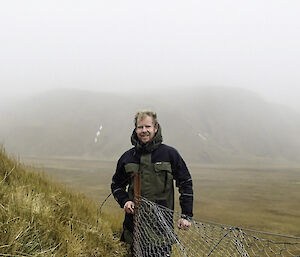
[111,125,193,243]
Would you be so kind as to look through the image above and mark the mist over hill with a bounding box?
[1,87,300,164]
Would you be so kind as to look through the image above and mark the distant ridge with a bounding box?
[1,87,300,164]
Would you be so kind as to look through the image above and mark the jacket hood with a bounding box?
[130,124,163,153]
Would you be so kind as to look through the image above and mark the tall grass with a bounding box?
[0,146,129,256]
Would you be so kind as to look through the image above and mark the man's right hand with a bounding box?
[124,201,135,214]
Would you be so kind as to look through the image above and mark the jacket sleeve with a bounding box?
[111,156,130,208]
[171,149,194,218]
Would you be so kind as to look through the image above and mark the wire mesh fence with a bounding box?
[133,197,300,257]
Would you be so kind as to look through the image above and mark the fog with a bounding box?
[1,0,299,110]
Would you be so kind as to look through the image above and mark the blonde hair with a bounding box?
[134,110,158,127]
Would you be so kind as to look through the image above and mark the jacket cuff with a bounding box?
[181,214,193,221]
[120,197,130,208]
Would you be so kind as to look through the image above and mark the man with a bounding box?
[111,110,193,253]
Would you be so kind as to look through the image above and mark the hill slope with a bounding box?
[0,146,128,256]
[1,87,300,164]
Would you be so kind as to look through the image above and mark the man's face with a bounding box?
[136,115,158,144]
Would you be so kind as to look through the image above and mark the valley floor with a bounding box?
[23,156,300,237]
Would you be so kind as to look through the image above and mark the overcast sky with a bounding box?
[1,0,299,109]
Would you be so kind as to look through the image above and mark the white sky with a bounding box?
[0,0,299,109]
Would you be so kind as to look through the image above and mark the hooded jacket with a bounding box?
[111,124,193,243]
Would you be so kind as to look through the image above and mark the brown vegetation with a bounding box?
[24,155,300,238]
[0,146,129,256]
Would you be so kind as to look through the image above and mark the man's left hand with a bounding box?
[177,218,191,230]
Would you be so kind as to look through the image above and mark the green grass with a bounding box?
[0,147,129,256]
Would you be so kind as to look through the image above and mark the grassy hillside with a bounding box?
[0,146,128,257]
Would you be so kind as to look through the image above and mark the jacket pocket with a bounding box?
[124,163,140,200]
[124,163,140,175]
[154,162,173,193]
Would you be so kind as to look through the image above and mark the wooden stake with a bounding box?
[133,171,141,214]
[133,171,142,257]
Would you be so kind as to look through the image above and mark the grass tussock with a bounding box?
[0,146,129,257]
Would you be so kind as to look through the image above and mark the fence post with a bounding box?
[133,171,141,213]
[133,171,141,257]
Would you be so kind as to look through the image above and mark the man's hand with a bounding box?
[177,218,191,230]
[124,201,135,214]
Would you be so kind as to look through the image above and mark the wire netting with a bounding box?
[133,197,300,257]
